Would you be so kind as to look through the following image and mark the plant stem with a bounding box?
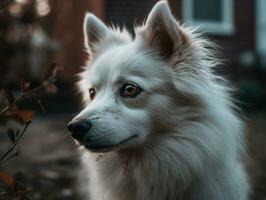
[0,120,31,164]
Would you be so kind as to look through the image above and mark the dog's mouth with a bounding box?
[80,134,138,152]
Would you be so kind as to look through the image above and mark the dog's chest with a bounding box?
[86,155,137,200]
[83,152,182,200]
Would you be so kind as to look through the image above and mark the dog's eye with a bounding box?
[89,88,96,100]
[121,82,141,98]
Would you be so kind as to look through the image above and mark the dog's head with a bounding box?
[68,1,214,152]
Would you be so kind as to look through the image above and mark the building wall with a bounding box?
[215,0,255,79]
[50,0,255,81]
[106,0,158,32]
[50,0,105,80]
[106,0,256,80]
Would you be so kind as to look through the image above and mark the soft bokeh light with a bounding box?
[35,0,50,17]
[15,0,29,5]
[8,3,22,17]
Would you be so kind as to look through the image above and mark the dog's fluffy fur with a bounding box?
[71,1,249,199]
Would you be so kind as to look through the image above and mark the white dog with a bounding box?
[68,1,249,199]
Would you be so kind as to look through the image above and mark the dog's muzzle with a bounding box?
[67,118,137,152]
[67,120,92,141]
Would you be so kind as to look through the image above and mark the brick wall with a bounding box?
[46,0,256,81]
[106,0,158,33]
[105,0,255,80]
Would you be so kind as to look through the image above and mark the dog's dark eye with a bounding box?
[89,88,96,100]
[121,82,141,98]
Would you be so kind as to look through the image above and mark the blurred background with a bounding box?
[0,0,265,199]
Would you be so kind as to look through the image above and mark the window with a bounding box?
[256,0,266,67]
[182,0,234,35]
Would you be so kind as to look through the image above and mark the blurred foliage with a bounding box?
[0,0,57,88]
[0,64,62,199]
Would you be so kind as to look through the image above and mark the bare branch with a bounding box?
[0,120,31,165]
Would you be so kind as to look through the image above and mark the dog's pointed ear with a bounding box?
[141,1,187,59]
[83,13,109,54]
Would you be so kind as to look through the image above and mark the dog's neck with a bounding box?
[83,135,197,199]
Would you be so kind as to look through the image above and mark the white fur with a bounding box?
[72,1,249,199]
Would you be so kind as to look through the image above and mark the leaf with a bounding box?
[44,81,57,94]
[0,171,14,189]
[14,110,35,123]
[7,128,16,143]
[20,79,30,93]
[6,109,35,124]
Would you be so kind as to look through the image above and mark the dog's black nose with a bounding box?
[68,120,92,141]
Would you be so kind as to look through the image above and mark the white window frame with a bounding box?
[256,0,266,67]
[182,0,235,35]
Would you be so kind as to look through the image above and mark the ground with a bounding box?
[0,112,266,200]
[0,115,80,200]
